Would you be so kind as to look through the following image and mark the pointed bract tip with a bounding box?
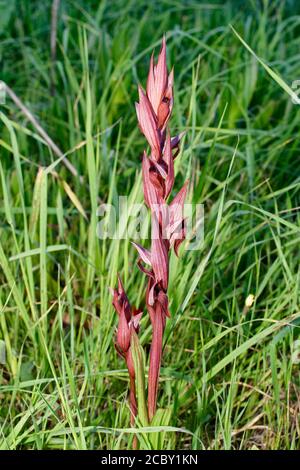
[131,241,152,265]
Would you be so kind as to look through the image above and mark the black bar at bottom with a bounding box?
[1,449,299,466]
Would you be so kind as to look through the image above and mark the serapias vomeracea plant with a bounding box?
[111,36,188,440]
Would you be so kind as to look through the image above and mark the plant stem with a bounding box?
[148,309,164,422]
[129,375,138,449]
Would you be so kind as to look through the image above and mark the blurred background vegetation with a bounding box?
[0,0,299,449]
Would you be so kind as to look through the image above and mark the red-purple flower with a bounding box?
[111,276,142,425]
[112,276,142,356]
[111,36,189,431]
[134,37,188,420]
[146,37,174,130]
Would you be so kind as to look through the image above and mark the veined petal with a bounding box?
[130,310,143,332]
[116,308,131,353]
[148,36,168,114]
[137,258,155,279]
[150,158,168,179]
[131,241,152,265]
[157,289,170,318]
[146,53,156,111]
[169,180,189,227]
[165,217,184,240]
[157,101,170,129]
[163,132,174,198]
[155,37,168,106]
[148,280,156,307]
[149,167,164,199]
[142,152,159,208]
[145,279,156,323]
[151,228,169,290]
[137,86,160,158]
[157,66,174,130]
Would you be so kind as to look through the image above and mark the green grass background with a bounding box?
[0,0,300,449]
